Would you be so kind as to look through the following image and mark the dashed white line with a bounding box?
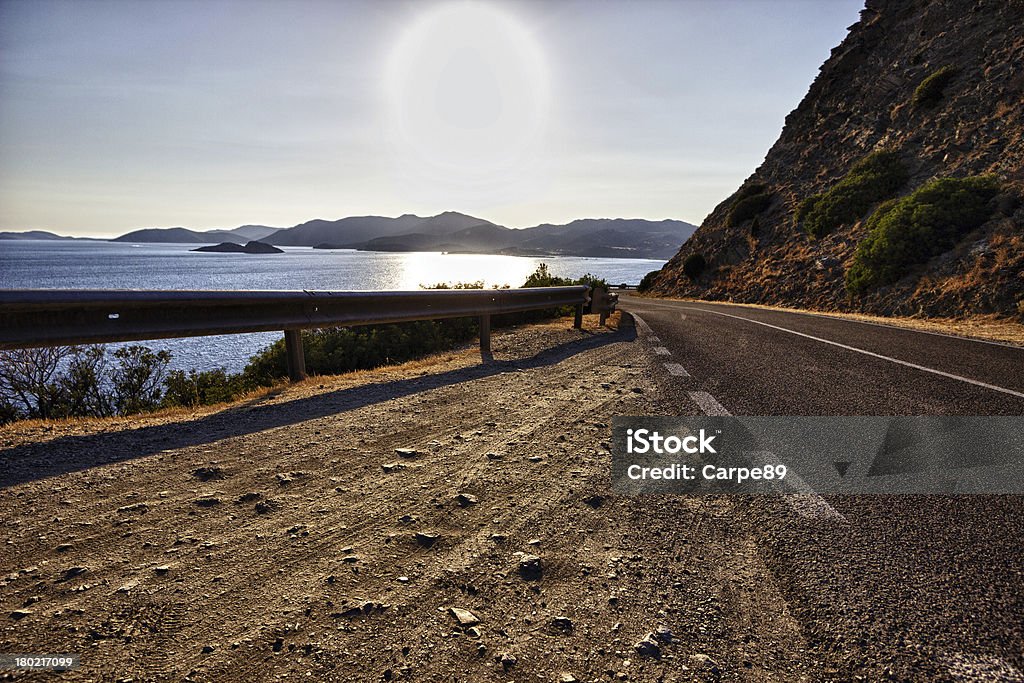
[653,346,671,356]
[687,391,731,416]
[664,363,690,377]
[680,306,1024,400]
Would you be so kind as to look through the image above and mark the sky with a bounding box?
[0,0,863,237]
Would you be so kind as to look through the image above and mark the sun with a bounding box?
[384,2,551,191]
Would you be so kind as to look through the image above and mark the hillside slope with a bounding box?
[651,0,1024,318]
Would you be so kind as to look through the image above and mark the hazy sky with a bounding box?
[0,0,863,237]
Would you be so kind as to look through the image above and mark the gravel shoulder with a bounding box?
[0,314,818,682]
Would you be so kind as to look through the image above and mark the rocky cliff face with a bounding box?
[652,0,1024,318]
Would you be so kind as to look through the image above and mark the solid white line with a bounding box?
[748,451,846,522]
[664,363,690,377]
[680,306,1024,400]
[688,391,731,416]
[653,346,671,356]
[626,296,1022,350]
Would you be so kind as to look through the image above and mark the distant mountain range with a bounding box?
[1,212,697,259]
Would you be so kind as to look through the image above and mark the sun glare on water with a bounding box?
[384,2,551,197]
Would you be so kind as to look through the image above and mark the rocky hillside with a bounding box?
[650,0,1024,319]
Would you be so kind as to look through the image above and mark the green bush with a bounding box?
[913,66,957,107]
[845,176,1000,294]
[798,151,908,238]
[728,192,773,227]
[240,264,606,386]
[683,253,707,280]
[163,368,248,407]
[637,270,661,292]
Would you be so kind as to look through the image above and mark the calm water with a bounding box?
[1,240,663,371]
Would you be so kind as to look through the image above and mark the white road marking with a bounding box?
[680,306,1024,400]
[687,391,731,416]
[664,363,690,377]
[747,451,846,522]
[630,311,656,336]
[653,346,671,356]
[627,296,1022,349]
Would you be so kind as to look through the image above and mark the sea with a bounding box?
[0,240,663,372]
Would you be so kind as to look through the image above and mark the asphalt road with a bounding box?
[621,294,1024,681]
[619,294,1024,416]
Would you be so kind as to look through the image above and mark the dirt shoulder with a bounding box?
[0,313,818,682]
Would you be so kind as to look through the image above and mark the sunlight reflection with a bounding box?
[396,252,542,289]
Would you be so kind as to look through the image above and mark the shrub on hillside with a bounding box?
[798,150,908,238]
[683,253,707,280]
[845,176,1000,294]
[637,270,661,293]
[913,66,957,107]
[727,182,773,227]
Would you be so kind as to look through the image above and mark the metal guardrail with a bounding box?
[0,286,617,381]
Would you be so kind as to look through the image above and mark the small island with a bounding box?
[191,240,283,254]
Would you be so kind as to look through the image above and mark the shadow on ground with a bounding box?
[0,318,637,488]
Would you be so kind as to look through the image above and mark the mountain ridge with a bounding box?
[6,212,697,260]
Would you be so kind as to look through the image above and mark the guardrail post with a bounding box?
[479,314,492,359]
[574,304,583,329]
[284,329,306,382]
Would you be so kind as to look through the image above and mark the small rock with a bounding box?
[255,499,280,514]
[235,492,262,504]
[518,554,542,580]
[485,452,503,460]
[499,653,517,670]
[397,576,410,583]
[341,555,359,564]
[381,462,406,473]
[23,595,41,606]
[449,607,479,627]
[201,644,215,654]
[61,566,88,581]
[414,532,438,548]
[455,493,478,507]
[193,496,221,507]
[551,616,574,633]
[394,448,420,458]
[583,494,605,508]
[116,580,140,593]
[117,503,149,514]
[154,565,171,575]
[398,514,419,525]
[527,456,544,462]
[526,538,541,546]
[490,533,507,544]
[192,467,225,481]
[466,626,481,639]
[560,674,579,683]
[634,634,662,659]
[10,609,33,620]
[55,543,74,553]
[654,624,675,643]
[272,637,284,652]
